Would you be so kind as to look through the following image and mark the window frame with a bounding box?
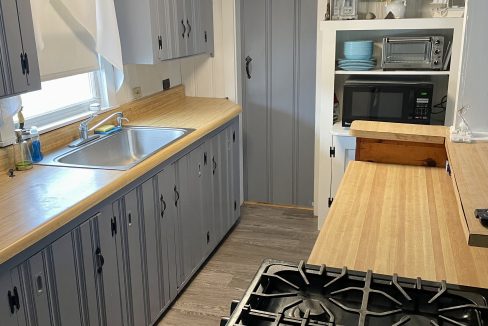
[21,72,102,129]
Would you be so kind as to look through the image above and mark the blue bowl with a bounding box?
[344,40,373,47]
[343,54,373,60]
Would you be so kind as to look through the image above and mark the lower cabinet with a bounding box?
[0,118,241,326]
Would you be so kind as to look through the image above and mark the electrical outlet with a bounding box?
[132,87,142,99]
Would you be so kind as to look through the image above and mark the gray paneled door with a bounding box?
[242,0,316,207]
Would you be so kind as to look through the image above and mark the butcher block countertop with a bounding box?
[0,86,241,265]
[350,121,448,144]
[309,161,488,288]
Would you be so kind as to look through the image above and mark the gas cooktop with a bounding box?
[221,260,488,326]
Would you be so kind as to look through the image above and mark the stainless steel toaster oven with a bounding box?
[381,36,445,70]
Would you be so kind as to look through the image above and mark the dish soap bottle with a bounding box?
[30,126,43,163]
[13,129,33,171]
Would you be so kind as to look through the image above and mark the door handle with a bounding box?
[212,156,217,175]
[95,248,105,274]
[245,56,253,79]
[187,19,191,38]
[174,186,180,207]
[160,194,167,218]
[181,20,186,38]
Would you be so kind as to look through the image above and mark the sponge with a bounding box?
[94,125,121,135]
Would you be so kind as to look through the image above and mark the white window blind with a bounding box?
[31,0,99,81]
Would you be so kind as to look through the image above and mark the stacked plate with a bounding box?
[338,40,376,71]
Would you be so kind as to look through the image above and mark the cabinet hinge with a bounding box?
[445,160,451,176]
[232,131,236,143]
[111,217,117,237]
[234,201,237,211]
[328,197,334,208]
[204,152,208,165]
[158,36,162,50]
[204,31,208,43]
[330,146,336,158]
[206,231,210,244]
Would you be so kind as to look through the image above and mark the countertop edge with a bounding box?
[0,105,241,265]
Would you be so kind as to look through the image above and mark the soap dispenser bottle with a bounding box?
[13,129,33,171]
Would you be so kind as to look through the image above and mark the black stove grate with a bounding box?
[221,260,488,326]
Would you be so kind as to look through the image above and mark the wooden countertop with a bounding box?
[309,161,488,288]
[0,88,241,265]
[446,140,488,246]
[350,121,448,144]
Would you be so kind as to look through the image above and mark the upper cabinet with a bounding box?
[0,0,41,98]
[116,0,214,64]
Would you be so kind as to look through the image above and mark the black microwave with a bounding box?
[342,78,434,127]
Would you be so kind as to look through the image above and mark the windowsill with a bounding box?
[36,105,120,135]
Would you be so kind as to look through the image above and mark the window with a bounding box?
[19,72,100,128]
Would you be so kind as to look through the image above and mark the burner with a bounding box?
[288,299,327,319]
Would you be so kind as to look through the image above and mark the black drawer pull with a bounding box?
[181,20,186,38]
[174,186,180,207]
[7,287,20,314]
[95,248,105,274]
[160,194,167,218]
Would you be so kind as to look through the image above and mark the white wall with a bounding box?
[114,0,239,106]
[455,0,488,132]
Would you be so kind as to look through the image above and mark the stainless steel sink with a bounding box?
[40,126,194,170]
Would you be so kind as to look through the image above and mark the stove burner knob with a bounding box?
[434,39,441,45]
[434,60,440,65]
[434,49,441,55]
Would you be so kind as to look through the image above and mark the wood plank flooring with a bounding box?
[158,203,318,325]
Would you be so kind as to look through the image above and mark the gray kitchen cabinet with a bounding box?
[0,0,40,97]
[0,68,5,97]
[0,117,240,326]
[231,119,241,222]
[0,268,26,326]
[141,178,165,324]
[120,189,149,326]
[116,0,213,64]
[201,0,214,56]
[45,232,84,326]
[93,204,126,326]
[175,145,206,283]
[156,164,179,302]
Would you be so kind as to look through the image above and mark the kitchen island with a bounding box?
[310,121,488,288]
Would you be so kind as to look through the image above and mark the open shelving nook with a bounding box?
[314,17,465,226]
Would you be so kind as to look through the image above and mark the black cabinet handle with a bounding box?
[7,287,20,314]
[160,194,167,218]
[111,217,117,237]
[181,20,186,38]
[245,56,253,79]
[212,156,217,175]
[24,53,29,75]
[174,186,180,207]
[20,53,26,75]
[187,19,191,38]
[95,248,105,274]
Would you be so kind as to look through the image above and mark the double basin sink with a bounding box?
[40,126,194,170]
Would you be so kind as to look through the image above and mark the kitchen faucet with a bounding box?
[69,112,129,148]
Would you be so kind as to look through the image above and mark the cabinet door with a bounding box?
[176,146,204,283]
[156,164,179,301]
[141,178,163,323]
[330,135,356,206]
[184,0,196,56]
[201,141,214,254]
[210,132,223,243]
[45,232,83,326]
[122,188,149,326]
[219,130,232,233]
[174,0,188,57]
[17,251,53,326]
[0,268,25,326]
[1,0,40,95]
[231,119,241,222]
[0,64,5,97]
[15,0,40,89]
[201,0,214,55]
[158,0,177,61]
[96,203,126,326]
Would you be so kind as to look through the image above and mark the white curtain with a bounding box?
[32,0,124,89]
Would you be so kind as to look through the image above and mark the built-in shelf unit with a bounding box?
[314,17,465,227]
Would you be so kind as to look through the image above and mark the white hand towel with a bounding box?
[0,96,22,127]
